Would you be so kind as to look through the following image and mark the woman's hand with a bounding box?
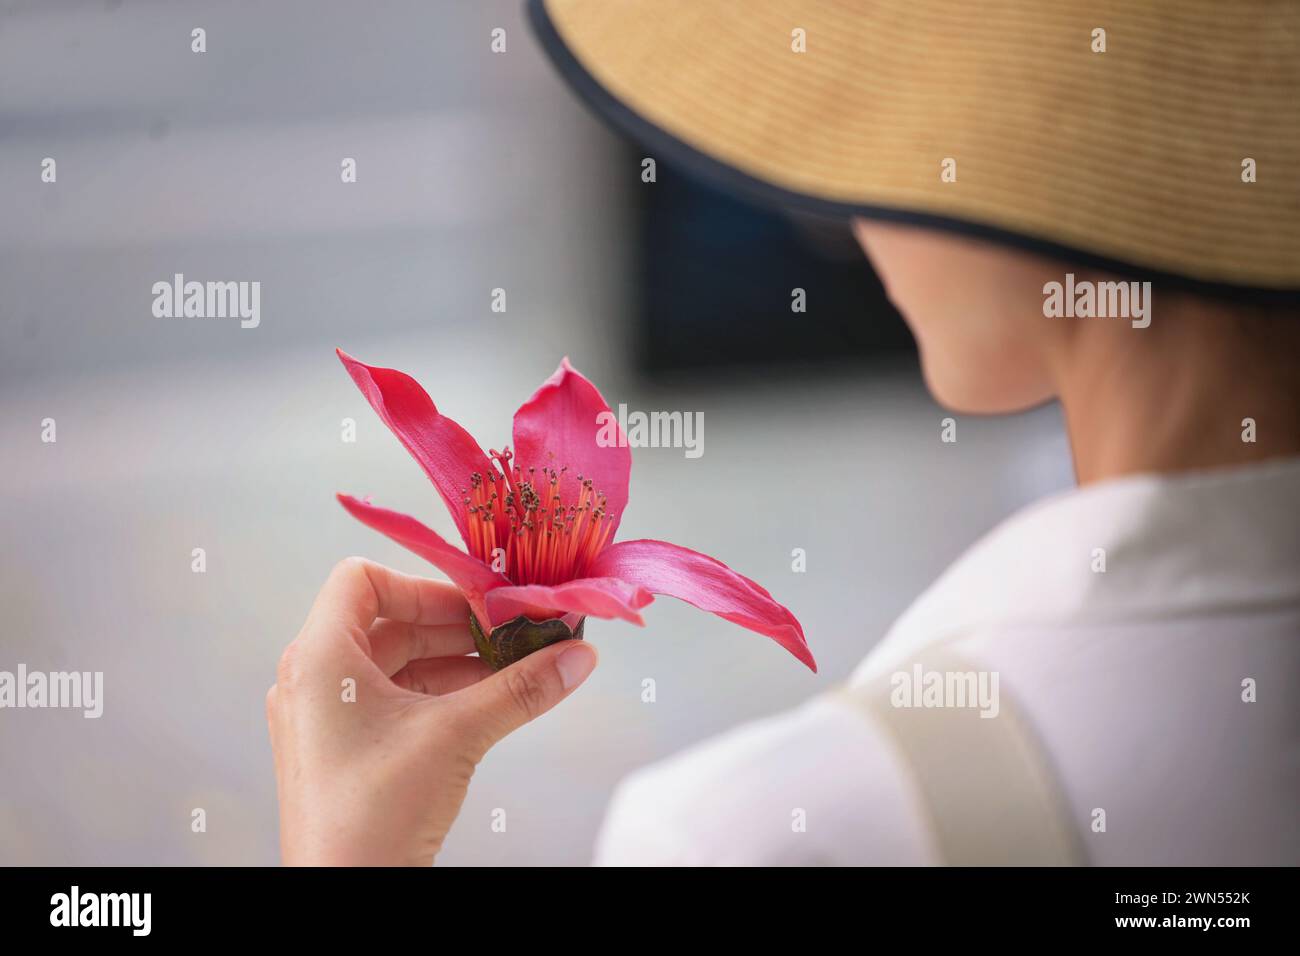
[267,557,598,866]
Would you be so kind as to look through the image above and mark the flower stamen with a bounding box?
[467,448,614,585]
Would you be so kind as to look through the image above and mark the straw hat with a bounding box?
[528,0,1300,299]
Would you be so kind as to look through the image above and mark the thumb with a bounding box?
[452,639,598,753]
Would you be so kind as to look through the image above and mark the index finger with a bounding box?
[307,557,470,637]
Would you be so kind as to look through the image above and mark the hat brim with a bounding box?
[529,0,1300,303]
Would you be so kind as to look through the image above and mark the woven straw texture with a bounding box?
[541,0,1300,290]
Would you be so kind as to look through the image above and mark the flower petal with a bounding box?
[338,349,493,548]
[336,493,506,629]
[589,539,815,672]
[512,357,631,537]
[485,577,654,628]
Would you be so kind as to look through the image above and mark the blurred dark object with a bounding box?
[633,157,914,376]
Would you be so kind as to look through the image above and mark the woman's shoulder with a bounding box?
[592,694,934,866]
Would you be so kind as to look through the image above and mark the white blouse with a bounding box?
[593,456,1300,865]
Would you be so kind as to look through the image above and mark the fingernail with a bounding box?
[556,642,597,691]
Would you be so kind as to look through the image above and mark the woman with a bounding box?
[267,0,1300,865]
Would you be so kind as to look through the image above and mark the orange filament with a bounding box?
[461,447,614,586]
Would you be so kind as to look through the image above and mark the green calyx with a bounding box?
[469,612,586,671]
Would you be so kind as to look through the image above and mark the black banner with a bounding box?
[0,866,1281,941]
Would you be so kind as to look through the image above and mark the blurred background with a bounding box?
[0,0,1072,865]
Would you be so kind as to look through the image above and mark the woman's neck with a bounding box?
[1054,294,1300,486]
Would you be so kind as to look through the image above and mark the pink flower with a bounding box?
[335,349,814,672]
